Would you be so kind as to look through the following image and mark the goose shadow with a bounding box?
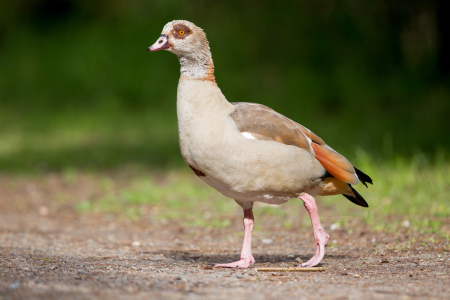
[140,250,350,266]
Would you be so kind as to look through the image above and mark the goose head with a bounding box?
[147,20,205,55]
[148,20,215,82]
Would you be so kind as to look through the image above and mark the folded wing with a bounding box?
[230,102,359,185]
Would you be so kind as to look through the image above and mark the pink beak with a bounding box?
[147,34,171,52]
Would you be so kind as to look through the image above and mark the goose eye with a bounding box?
[179,30,185,35]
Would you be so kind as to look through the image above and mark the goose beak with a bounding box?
[147,34,171,52]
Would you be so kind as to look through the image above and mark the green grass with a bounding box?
[320,150,450,235]
[68,152,450,236]
[0,109,183,172]
[75,170,237,226]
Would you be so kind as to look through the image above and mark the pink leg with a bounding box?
[299,193,330,267]
[215,208,255,268]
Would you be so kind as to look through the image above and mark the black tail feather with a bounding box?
[343,185,369,207]
[355,167,373,188]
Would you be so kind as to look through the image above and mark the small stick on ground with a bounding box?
[256,267,325,272]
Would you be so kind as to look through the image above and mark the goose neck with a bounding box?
[178,52,215,83]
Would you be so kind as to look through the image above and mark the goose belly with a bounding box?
[200,174,294,205]
[180,132,321,204]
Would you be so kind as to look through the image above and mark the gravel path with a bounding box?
[1,175,449,300]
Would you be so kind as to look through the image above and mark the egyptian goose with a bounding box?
[147,20,372,268]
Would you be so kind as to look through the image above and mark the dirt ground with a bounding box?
[1,174,449,300]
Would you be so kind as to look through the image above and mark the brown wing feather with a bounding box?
[231,102,312,153]
[292,121,326,145]
[230,102,359,185]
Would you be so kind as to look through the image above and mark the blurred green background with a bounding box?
[1,0,449,173]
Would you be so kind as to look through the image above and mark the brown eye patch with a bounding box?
[173,24,192,39]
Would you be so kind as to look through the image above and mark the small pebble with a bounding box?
[131,241,141,247]
[262,239,273,244]
[330,223,340,231]
[77,269,86,275]
[8,281,20,290]
[176,275,187,281]
[248,268,258,274]
[38,206,49,216]
[236,274,245,279]
[353,274,360,278]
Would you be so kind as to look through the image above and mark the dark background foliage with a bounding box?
[1,0,449,171]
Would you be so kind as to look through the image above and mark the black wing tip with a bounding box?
[343,186,369,207]
[355,167,373,188]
